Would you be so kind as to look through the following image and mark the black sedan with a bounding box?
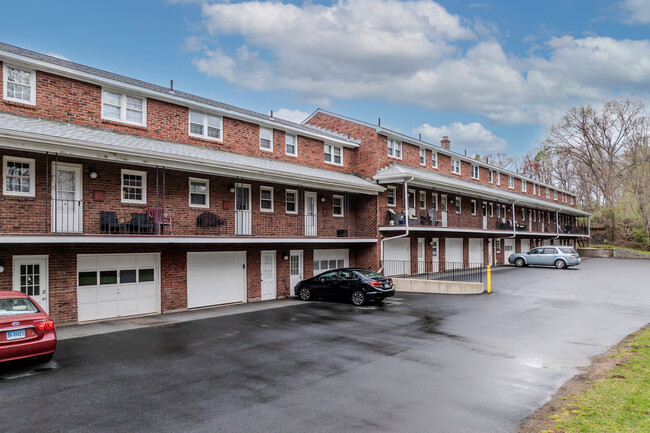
[294,268,395,306]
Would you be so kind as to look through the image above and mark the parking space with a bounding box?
[1,259,649,433]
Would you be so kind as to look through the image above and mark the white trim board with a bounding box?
[0,235,379,244]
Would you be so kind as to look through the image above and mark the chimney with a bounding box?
[440,136,451,150]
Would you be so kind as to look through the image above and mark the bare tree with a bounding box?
[480,152,518,171]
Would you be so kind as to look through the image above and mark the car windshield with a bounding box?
[0,298,40,316]
[354,269,385,279]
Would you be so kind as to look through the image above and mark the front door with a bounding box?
[304,192,317,236]
[235,184,252,235]
[13,256,49,313]
[417,238,425,273]
[431,238,439,272]
[289,250,303,296]
[482,202,488,230]
[407,190,416,221]
[260,251,276,300]
[441,195,448,227]
[52,162,82,233]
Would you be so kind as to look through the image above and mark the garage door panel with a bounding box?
[313,249,349,273]
[469,239,484,266]
[187,251,246,309]
[98,255,118,270]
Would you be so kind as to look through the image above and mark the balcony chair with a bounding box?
[100,211,126,234]
[127,213,156,234]
[147,207,172,235]
[428,208,440,226]
[387,209,404,225]
[196,211,225,227]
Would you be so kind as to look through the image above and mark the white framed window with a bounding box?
[285,134,297,156]
[521,208,526,221]
[121,169,147,204]
[285,189,297,214]
[451,158,461,175]
[419,191,426,209]
[497,203,501,218]
[260,127,273,151]
[496,172,501,185]
[3,156,35,197]
[324,144,343,165]
[508,176,514,189]
[387,138,402,159]
[533,184,536,195]
[489,203,494,217]
[554,190,558,200]
[189,178,209,208]
[470,200,477,215]
[3,64,36,105]
[522,180,527,192]
[419,148,426,166]
[537,185,541,196]
[546,187,550,198]
[333,195,344,217]
[496,239,501,253]
[571,196,574,205]
[260,186,274,212]
[387,186,396,207]
[455,196,461,214]
[102,89,146,126]
[431,152,438,168]
[432,192,438,211]
[547,212,551,223]
[489,170,493,183]
[189,111,222,141]
[471,165,479,180]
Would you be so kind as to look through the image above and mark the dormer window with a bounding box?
[471,165,479,179]
[3,65,36,105]
[431,152,438,168]
[260,127,273,151]
[419,148,426,165]
[102,90,146,126]
[451,159,461,175]
[387,139,402,159]
[189,111,222,141]
[508,176,514,189]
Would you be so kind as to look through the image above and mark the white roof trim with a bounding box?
[0,235,379,244]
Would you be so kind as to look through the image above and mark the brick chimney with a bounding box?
[440,136,451,150]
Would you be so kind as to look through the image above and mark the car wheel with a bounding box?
[554,259,566,269]
[37,353,54,363]
[351,290,366,306]
[298,286,312,301]
[515,257,526,267]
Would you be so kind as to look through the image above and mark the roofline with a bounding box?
[0,43,358,149]
[306,108,577,197]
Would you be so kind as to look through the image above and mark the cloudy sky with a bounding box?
[2,0,649,156]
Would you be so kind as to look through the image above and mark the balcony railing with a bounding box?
[382,260,484,283]
[0,198,378,238]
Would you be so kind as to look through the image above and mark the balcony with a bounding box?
[0,198,378,239]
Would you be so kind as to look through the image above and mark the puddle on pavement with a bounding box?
[0,360,59,381]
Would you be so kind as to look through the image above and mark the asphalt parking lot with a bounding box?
[1,258,649,433]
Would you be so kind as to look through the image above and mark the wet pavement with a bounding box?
[1,258,649,433]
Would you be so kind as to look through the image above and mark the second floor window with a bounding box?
[387,186,396,206]
[432,192,438,211]
[471,165,479,179]
[419,191,426,209]
[432,152,438,168]
[554,190,558,200]
[508,176,514,189]
[489,170,493,183]
[333,195,344,217]
[324,144,342,165]
[546,187,550,198]
[260,127,273,151]
[189,178,209,208]
[455,196,461,214]
[260,186,274,212]
[451,159,461,174]
[419,148,426,165]
[522,181,527,192]
[121,169,147,204]
[102,90,146,126]
[189,111,222,140]
[286,190,297,214]
[3,65,36,105]
[571,196,574,205]
[496,171,501,185]
[3,156,35,197]
[387,139,402,158]
[285,134,297,156]
[471,200,477,215]
[489,203,494,217]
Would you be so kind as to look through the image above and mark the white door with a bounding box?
[261,251,276,301]
[407,190,416,220]
[305,192,317,236]
[528,211,533,232]
[504,238,515,262]
[469,238,484,267]
[77,254,159,322]
[445,238,463,270]
[482,202,488,230]
[289,250,304,296]
[417,238,426,273]
[52,162,82,233]
[384,238,411,276]
[235,184,252,235]
[13,256,49,313]
[431,238,440,272]
[441,195,448,227]
[488,239,493,266]
[313,249,349,273]
[187,251,246,308]
[521,239,531,253]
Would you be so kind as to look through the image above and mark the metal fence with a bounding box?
[381,260,484,283]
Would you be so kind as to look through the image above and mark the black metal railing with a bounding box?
[381,260,484,283]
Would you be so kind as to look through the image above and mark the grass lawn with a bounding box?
[590,244,650,256]
[550,327,650,433]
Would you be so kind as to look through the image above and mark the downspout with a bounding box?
[550,210,560,242]
[378,176,414,273]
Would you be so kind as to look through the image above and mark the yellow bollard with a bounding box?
[487,266,491,293]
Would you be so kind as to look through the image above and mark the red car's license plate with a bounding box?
[6,329,26,341]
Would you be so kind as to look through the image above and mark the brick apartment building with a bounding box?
[0,43,589,324]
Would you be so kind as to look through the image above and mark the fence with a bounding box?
[381,260,484,283]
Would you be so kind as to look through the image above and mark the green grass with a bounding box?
[590,244,650,256]
[552,327,650,433]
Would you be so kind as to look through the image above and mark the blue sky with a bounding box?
[2,0,649,157]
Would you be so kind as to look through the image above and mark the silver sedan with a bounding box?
[508,246,581,269]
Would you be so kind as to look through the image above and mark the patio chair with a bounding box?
[100,211,126,234]
[127,213,156,234]
[388,209,404,225]
[196,211,225,227]
[147,207,173,234]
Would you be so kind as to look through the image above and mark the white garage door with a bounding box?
[446,238,463,270]
[383,238,411,276]
[187,251,246,309]
[469,239,484,267]
[77,254,159,322]
[504,239,515,263]
[313,249,349,274]
[520,239,531,253]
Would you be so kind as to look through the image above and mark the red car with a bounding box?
[0,291,56,363]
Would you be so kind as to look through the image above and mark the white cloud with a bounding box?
[620,0,650,24]
[415,122,509,154]
[274,108,310,123]
[187,0,650,125]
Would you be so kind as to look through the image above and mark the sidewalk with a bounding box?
[57,298,300,341]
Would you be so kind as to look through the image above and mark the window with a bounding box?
[121,169,147,203]
[260,127,273,151]
[432,193,438,211]
[489,170,493,183]
[537,185,541,196]
[496,172,501,185]
[387,186,396,207]
[521,208,526,221]
[451,158,461,175]
[554,190,558,200]
[496,239,501,253]
[324,144,343,165]
[546,187,550,198]
[471,200,477,215]
[189,111,222,140]
[497,203,501,218]
[333,195,344,217]
[471,165,479,179]
[431,152,438,168]
[571,196,574,205]
[260,186,274,212]
[508,176,514,189]
[419,191,426,209]
[3,65,36,105]
[285,134,297,156]
[387,139,402,158]
[522,180,527,192]
[286,190,297,214]
[419,148,426,165]
[547,212,551,223]
[489,203,494,217]
[102,90,146,126]
[455,196,461,214]
[3,156,35,197]
[533,184,536,195]
[189,178,209,208]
